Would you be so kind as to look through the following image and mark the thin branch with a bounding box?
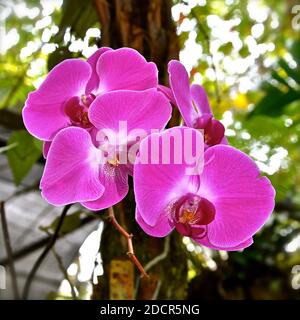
[5,181,40,202]
[51,248,77,300]
[0,215,95,266]
[134,236,170,298]
[0,236,49,266]
[144,235,170,272]
[22,204,72,300]
[107,206,149,278]
[0,142,17,154]
[151,279,162,300]
[0,201,20,299]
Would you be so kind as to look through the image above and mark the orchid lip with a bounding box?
[63,94,95,128]
[170,193,216,238]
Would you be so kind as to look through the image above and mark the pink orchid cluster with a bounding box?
[23,47,275,251]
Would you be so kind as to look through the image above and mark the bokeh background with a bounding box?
[0,0,300,300]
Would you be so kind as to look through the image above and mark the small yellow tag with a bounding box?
[109,259,134,300]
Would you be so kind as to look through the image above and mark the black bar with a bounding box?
[0,300,298,319]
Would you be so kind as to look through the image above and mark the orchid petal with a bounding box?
[199,145,275,247]
[89,89,172,145]
[40,127,103,206]
[97,48,158,92]
[194,235,253,251]
[134,127,204,227]
[82,164,128,210]
[43,141,51,159]
[85,47,112,94]
[158,84,177,105]
[136,207,174,237]
[190,84,212,115]
[168,60,197,127]
[23,59,91,140]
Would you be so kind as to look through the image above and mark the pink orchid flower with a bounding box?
[40,89,172,210]
[22,47,158,144]
[167,60,227,148]
[134,127,275,251]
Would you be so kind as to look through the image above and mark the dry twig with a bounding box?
[22,204,72,299]
[107,206,149,278]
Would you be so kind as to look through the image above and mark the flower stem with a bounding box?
[107,206,149,278]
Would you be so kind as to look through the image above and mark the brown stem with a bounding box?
[22,204,72,300]
[107,206,149,278]
[0,201,20,299]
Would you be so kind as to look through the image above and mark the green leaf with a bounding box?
[219,42,233,55]
[271,70,291,89]
[54,0,98,42]
[33,137,43,152]
[7,130,42,185]
[243,115,282,138]
[239,45,250,58]
[40,210,85,236]
[290,39,300,66]
[278,58,300,86]
[250,85,300,117]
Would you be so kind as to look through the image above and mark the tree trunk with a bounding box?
[92,0,187,300]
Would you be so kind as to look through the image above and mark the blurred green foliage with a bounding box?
[6,130,41,185]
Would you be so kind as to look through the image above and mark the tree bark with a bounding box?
[92,0,187,300]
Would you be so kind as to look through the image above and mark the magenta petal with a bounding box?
[194,114,213,129]
[194,235,253,251]
[86,47,112,94]
[89,89,171,142]
[43,141,51,159]
[134,127,204,226]
[189,225,207,238]
[220,136,229,145]
[199,145,275,247]
[23,59,92,140]
[206,119,225,145]
[190,84,212,115]
[40,127,103,206]
[158,84,177,105]
[97,48,158,92]
[168,60,197,127]
[136,207,174,237]
[82,164,128,210]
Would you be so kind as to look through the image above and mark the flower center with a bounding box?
[179,210,199,224]
[107,158,120,167]
[171,193,215,239]
[98,137,122,167]
[64,94,95,128]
